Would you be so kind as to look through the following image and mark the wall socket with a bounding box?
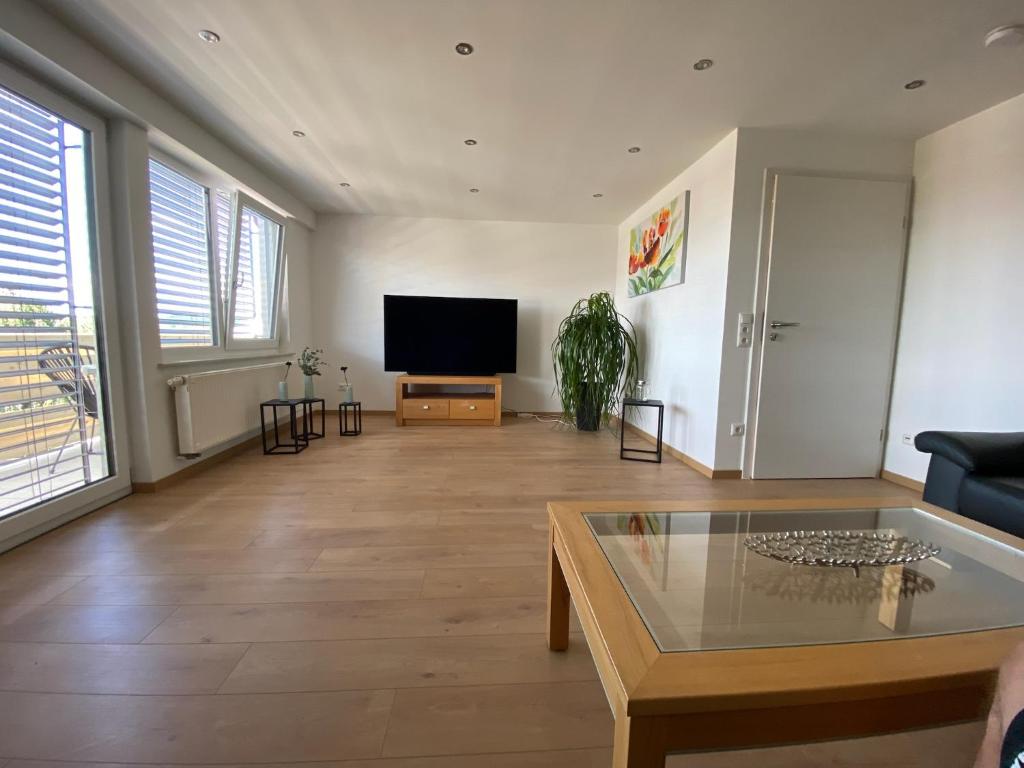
[902,433,914,446]
[730,423,745,437]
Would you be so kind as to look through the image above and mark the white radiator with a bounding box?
[168,362,284,457]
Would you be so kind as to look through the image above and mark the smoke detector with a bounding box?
[984,25,1024,48]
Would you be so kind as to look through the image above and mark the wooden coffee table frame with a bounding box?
[546,496,1024,768]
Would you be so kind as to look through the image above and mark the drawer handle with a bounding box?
[422,405,430,410]
[469,405,477,411]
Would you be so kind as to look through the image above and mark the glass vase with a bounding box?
[303,374,315,399]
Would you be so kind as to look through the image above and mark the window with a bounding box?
[148,164,286,352]
[0,80,111,517]
[227,196,285,345]
[148,159,217,347]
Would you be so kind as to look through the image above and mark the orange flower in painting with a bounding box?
[656,207,671,237]
[628,244,644,274]
[640,221,662,267]
[628,194,685,296]
[628,205,675,279]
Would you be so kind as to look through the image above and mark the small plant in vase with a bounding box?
[297,347,326,399]
[278,361,292,400]
[339,366,354,403]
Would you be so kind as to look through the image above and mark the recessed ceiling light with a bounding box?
[292,130,306,137]
[693,58,713,71]
[984,24,1024,47]
[627,146,641,153]
[904,79,926,90]
[469,188,480,193]
[464,139,478,145]
[592,193,604,198]
[197,29,221,44]
[339,182,351,187]
[455,42,474,55]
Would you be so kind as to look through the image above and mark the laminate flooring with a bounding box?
[0,415,982,766]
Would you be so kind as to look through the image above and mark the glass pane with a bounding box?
[231,205,281,340]
[148,159,215,347]
[0,82,111,517]
[586,507,1024,652]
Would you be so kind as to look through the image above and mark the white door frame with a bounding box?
[740,169,913,479]
[0,60,132,551]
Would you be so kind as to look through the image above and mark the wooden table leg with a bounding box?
[612,714,665,768]
[547,528,570,651]
[394,379,404,426]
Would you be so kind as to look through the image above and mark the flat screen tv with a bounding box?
[384,295,517,376]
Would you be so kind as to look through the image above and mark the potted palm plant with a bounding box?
[552,291,640,431]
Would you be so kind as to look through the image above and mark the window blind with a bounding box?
[148,159,216,347]
[0,83,100,516]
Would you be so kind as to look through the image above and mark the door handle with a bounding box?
[769,321,801,328]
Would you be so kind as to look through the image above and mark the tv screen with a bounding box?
[384,295,518,375]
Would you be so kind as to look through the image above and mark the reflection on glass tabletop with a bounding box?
[585,506,1024,653]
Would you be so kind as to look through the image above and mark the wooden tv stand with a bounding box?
[395,375,502,426]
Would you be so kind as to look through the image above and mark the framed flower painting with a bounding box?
[627,190,689,297]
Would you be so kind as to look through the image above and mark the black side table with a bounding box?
[620,398,664,463]
[299,397,325,440]
[340,401,362,436]
[260,399,308,454]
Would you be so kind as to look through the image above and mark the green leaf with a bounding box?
[658,233,684,269]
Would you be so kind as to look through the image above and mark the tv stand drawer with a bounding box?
[451,399,494,420]
[403,398,450,420]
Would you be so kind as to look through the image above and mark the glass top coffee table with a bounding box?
[546,498,1024,768]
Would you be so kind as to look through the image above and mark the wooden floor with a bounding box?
[0,415,983,766]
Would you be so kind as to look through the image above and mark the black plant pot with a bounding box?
[575,382,602,431]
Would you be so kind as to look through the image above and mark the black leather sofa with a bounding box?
[915,431,1024,538]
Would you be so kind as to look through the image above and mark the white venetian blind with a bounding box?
[0,82,105,516]
[148,159,215,347]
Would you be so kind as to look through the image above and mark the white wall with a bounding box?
[110,124,315,483]
[612,128,915,473]
[614,131,738,470]
[718,128,915,471]
[311,215,616,412]
[0,4,320,484]
[884,93,1024,482]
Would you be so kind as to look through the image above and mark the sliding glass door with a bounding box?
[0,63,129,543]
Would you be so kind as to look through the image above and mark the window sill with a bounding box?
[157,350,293,368]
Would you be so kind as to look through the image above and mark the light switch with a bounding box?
[737,313,754,348]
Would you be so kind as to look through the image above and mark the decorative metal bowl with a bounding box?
[744,530,940,576]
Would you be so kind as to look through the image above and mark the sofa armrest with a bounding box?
[914,431,1024,474]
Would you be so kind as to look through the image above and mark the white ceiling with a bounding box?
[39,0,1024,224]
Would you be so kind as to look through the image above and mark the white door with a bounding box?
[0,61,131,550]
[750,173,909,479]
